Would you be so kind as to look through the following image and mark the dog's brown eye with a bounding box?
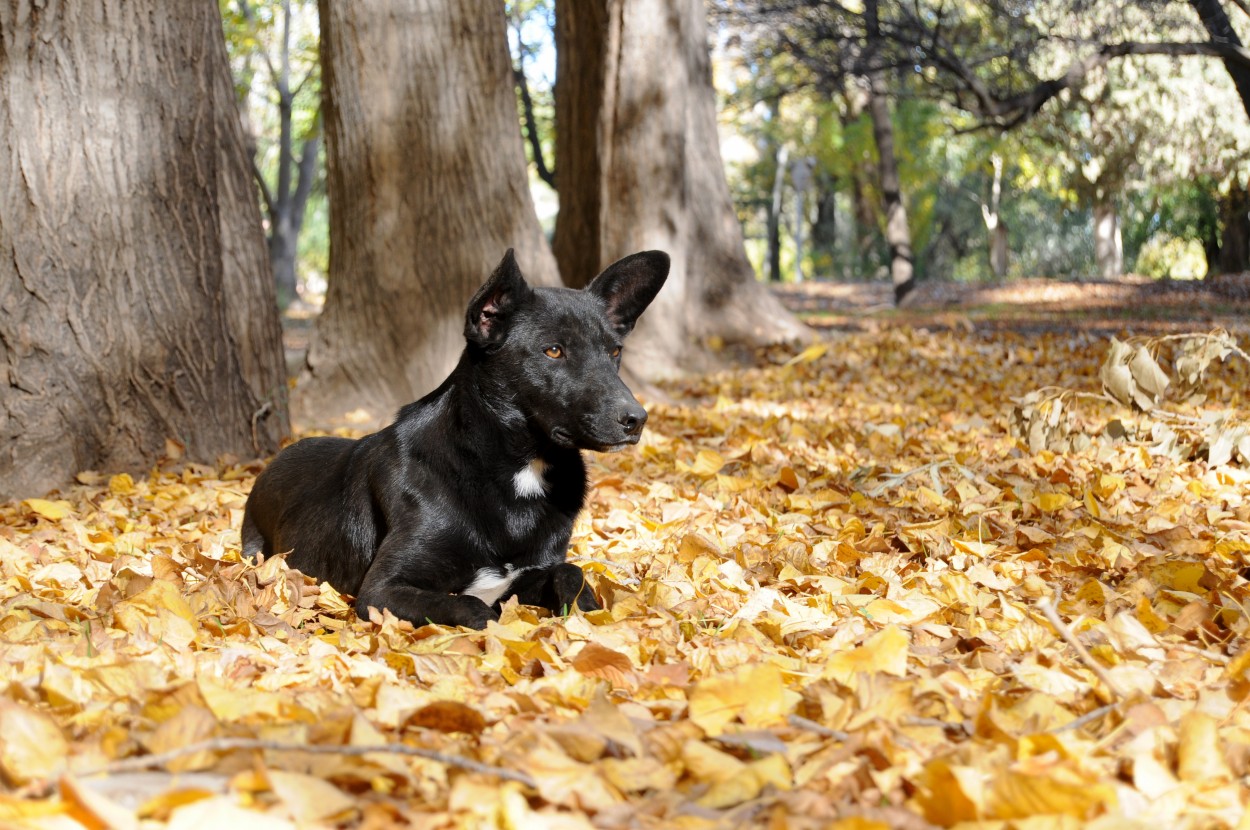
[611,347,621,358]
[544,345,564,359]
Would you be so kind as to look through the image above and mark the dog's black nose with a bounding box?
[619,402,647,436]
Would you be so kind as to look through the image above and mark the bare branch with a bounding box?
[70,736,538,789]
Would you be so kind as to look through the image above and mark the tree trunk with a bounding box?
[1219,179,1250,274]
[0,0,287,501]
[850,166,879,274]
[768,143,789,283]
[300,0,560,425]
[811,171,838,277]
[1189,0,1250,121]
[267,131,319,309]
[212,12,293,451]
[1093,199,1123,279]
[553,0,809,380]
[982,154,1009,280]
[864,0,915,303]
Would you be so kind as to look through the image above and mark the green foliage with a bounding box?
[714,0,1250,285]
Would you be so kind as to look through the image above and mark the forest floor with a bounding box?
[2,276,1250,828]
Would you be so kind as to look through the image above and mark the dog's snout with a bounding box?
[619,401,647,436]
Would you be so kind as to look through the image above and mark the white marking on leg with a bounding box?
[513,457,549,499]
[461,564,521,606]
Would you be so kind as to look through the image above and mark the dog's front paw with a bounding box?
[551,563,600,613]
[450,595,499,630]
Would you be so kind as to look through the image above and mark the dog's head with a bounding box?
[464,249,669,452]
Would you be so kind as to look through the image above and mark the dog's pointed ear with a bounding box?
[466,249,533,346]
[586,251,670,336]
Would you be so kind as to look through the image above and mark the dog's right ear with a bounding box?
[587,250,670,336]
[465,249,533,347]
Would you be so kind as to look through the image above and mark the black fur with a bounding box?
[242,249,669,629]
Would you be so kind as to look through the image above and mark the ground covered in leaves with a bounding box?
[3,286,1250,829]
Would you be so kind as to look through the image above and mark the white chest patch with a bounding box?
[461,564,522,606]
[513,457,549,499]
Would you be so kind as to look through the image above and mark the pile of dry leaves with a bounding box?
[2,316,1249,829]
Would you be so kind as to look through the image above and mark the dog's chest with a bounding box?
[501,457,553,538]
[511,457,549,499]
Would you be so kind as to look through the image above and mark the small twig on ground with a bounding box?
[72,737,536,788]
[865,459,978,498]
[1039,592,1127,700]
[787,714,851,742]
[901,716,971,736]
[1050,702,1118,734]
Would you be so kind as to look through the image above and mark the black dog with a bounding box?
[242,249,668,629]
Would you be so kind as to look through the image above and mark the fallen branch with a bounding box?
[1039,592,1128,700]
[1050,702,1118,734]
[72,737,536,788]
[865,459,978,498]
[787,714,851,742]
[902,716,971,736]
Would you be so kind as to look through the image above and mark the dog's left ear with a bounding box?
[587,251,670,336]
[466,249,534,347]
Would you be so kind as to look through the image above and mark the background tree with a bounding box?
[508,0,558,192]
[553,0,809,382]
[299,0,560,425]
[724,0,1250,285]
[222,0,323,308]
[0,0,288,500]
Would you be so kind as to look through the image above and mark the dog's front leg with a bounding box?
[356,537,497,629]
[510,563,600,615]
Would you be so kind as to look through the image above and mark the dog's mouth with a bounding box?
[550,427,640,453]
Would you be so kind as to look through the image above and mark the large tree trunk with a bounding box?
[212,15,294,450]
[864,0,915,304]
[553,0,809,381]
[1093,199,1124,279]
[0,0,288,501]
[300,0,560,425]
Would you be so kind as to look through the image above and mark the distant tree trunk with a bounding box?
[768,142,789,283]
[509,5,556,190]
[864,0,915,303]
[0,0,288,501]
[234,0,321,310]
[850,166,879,274]
[553,0,809,379]
[1219,179,1250,274]
[1093,198,1123,279]
[791,157,814,283]
[811,171,838,277]
[981,154,1009,280]
[840,91,879,275]
[300,0,560,425]
[266,129,319,308]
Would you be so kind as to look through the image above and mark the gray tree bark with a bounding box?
[300,0,560,425]
[1093,199,1123,279]
[553,0,809,382]
[0,0,288,500]
[864,0,915,303]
